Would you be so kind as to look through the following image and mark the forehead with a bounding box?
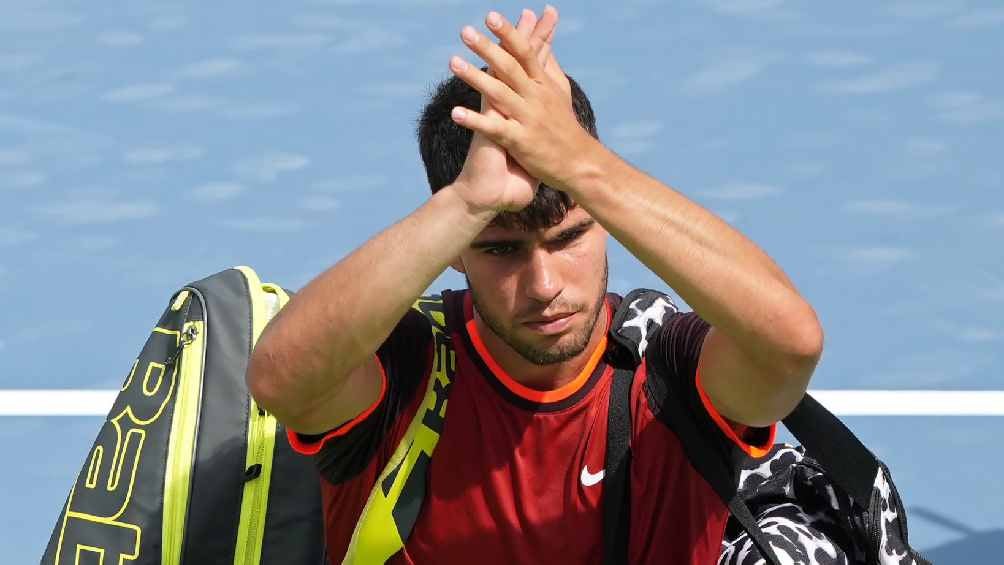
[475,206,597,241]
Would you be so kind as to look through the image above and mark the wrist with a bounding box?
[555,135,615,199]
[437,181,498,230]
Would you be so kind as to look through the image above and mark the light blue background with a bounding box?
[2,1,1001,562]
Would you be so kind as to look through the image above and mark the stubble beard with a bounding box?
[469,259,609,366]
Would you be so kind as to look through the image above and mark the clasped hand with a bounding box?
[450,7,599,209]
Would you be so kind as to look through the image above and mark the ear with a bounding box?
[449,257,467,274]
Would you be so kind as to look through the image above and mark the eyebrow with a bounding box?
[549,219,596,243]
[470,219,596,250]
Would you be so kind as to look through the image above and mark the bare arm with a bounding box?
[562,149,823,427]
[247,9,562,435]
[448,10,823,427]
[247,186,495,433]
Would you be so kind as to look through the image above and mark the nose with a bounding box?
[522,248,562,305]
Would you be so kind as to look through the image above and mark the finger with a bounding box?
[545,54,571,99]
[450,105,518,149]
[515,8,552,69]
[515,8,537,36]
[536,42,551,69]
[530,5,558,45]
[450,56,525,119]
[544,47,565,77]
[527,35,564,87]
[545,5,559,43]
[483,11,546,83]
[461,23,534,95]
[535,42,570,99]
[510,10,536,82]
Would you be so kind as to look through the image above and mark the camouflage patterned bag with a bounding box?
[721,444,931,565]
[601,291,931,565]
[717,396,932,565]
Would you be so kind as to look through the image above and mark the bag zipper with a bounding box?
[866,463,913,563]
[234,398,277,565]
[233,269,288,565]
[797,454,883,562]
[162,291,207,565]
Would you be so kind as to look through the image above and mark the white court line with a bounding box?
[0,389,1003,416]
[811,390,1004,416]
[0,390,121,416]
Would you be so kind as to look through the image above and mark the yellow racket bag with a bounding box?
[41,266,325,565]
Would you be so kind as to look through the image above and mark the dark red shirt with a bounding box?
[289,290,775,564]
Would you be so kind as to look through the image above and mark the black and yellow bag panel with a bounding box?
[340,296,455,565]
[41,266,325,565]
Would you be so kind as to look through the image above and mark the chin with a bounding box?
[514,325,594,365]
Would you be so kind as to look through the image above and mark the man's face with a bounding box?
[457,206,609,365]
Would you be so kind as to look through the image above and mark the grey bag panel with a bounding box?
[42,267,325,565]
[179,270,254,563]
[719,445,932,565]
[41,291,200,565]
[260,430,326,565]
[177,268,325,565]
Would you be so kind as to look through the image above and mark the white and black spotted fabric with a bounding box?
[718,445,931,565]
[611,289,678,360]
[607,290,931,565]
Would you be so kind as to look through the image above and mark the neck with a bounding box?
[472,300,609,392]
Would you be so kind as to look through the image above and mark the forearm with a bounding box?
[249,184,494,411]
[565,142,820,370]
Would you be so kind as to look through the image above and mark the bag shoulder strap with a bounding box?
[602,366,634,565]
[342,295,456,565]
[602,289,781,564]
[609,358,784,565]
[782,394,879,509]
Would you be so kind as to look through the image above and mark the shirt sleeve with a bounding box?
[644,311,776,459]
[286,307,434,484]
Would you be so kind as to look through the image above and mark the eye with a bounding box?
[554,229,586,246]
[483,244,518,257]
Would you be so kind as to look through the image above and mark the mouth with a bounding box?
[522,311,576,335]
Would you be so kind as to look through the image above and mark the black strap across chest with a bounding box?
[602,367,634,564]
[601,376,883,565]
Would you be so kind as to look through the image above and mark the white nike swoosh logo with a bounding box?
[580,465,605,487]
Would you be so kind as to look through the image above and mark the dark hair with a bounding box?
[416,70,598,231]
